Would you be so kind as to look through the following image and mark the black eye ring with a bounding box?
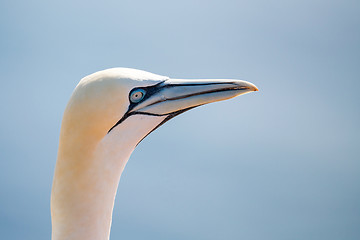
[129,89,146,103]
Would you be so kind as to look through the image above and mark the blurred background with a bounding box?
[0,0,359,239]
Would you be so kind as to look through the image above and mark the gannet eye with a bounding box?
[130,89,146,103]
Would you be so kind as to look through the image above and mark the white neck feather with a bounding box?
[51,115,165,240]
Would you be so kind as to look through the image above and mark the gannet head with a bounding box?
[60,68,258,148]
[52,67,258,240]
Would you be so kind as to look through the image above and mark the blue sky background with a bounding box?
[1,0,359,239]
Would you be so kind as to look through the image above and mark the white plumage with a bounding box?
[51,68,258,240]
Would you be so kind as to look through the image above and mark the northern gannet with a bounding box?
[51,68,258,240]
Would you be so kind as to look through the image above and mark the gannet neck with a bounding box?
[51,114,166,240]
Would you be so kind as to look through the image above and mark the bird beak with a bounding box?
[129,78,258,116]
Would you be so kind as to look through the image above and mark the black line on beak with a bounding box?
[107,81,243,134]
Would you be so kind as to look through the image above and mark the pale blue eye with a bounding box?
[130,89,146,103]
